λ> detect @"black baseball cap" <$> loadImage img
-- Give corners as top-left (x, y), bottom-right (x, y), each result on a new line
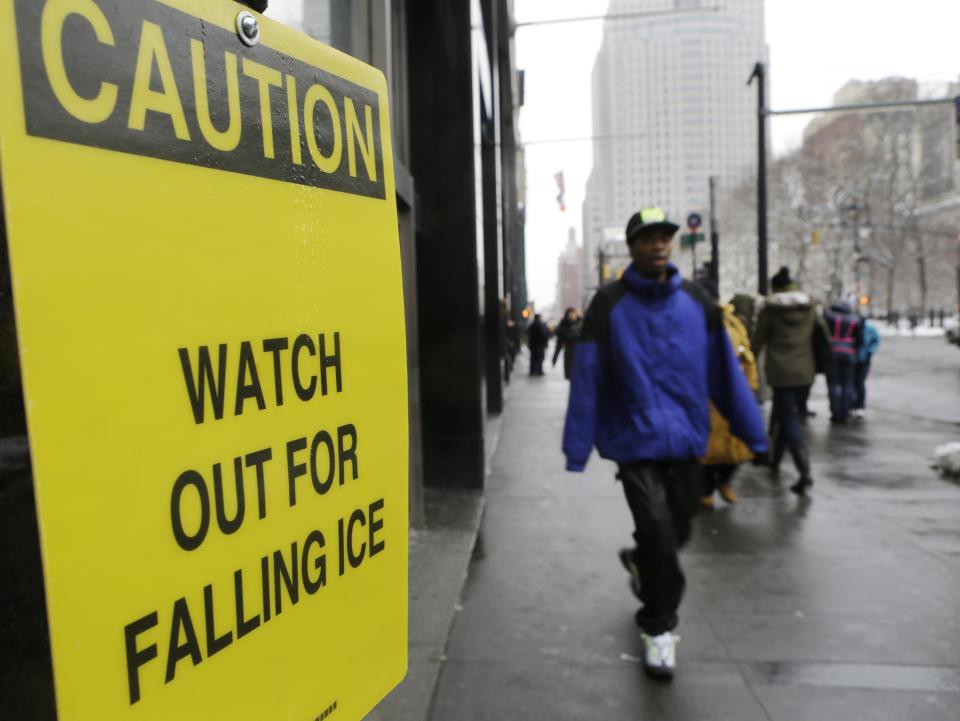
top-left (625, 207), bottom-right (680, 245)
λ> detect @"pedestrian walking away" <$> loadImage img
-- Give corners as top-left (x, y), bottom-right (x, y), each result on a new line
top-left (527, 313), bottom-right (550, 376)
top-left (823, 298), bottom-right (863, 424)
top-left (852, 317), bottom-right (880, 418)
top-left (552, 307), bottom-right (582, 380)
top-left (698, 282), bottom-right (760, 509)
top-left (506, 318), bottom-right (521, 371)
top-left (752, 266), bottom-right (829, 496)
top-left (562, 207), bottom-right (766, 681)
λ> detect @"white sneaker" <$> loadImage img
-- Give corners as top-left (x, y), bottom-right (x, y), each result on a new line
top-left (640, 631), bottom-right (678, 680)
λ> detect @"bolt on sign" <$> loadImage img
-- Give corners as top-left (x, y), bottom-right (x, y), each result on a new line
top-left (0, 0), bottom-right (407, 719)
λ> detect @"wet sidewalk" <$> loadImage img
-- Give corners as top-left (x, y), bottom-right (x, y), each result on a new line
top-left (426, 337), bottom-right (960, 720)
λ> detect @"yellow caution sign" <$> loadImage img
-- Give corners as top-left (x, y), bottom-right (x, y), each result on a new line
top-left (0, 1), bottom-right (407, 719)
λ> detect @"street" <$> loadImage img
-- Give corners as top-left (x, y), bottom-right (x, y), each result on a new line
top-left (428, 336), bottom-right (960, 720)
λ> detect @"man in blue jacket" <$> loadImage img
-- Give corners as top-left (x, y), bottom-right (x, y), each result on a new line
top-left (563, 208), bottom-right (766, 680)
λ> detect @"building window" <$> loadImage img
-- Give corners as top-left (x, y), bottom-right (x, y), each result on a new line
top-left (298, 0), bottom-right (371, 63)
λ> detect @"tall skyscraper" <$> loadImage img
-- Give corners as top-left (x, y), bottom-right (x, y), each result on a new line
top-left (582, 0), bottom-right (766, 300)
top-left (555, 228), bottom-right (584, 313)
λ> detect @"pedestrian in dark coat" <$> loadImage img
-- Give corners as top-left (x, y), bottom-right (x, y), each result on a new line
top-left (823, 298), bottom-right (863, 424)
top-left (527, 313), bottom-right (550, 376)
top-left (564, 208), bottom-right (766, 680)
top-left (552, 307), bottom-right (582, 380)
top-left (752, 266), bottom-right (828, 495)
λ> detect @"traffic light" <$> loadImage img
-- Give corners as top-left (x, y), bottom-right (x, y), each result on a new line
top-left (811, 229), bottom-right (821, 246)
top-left (859, 295), bottom-right (870, 306)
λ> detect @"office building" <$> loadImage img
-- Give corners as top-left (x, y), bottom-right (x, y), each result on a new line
top-left (582, 0), bottom-right (766, 301)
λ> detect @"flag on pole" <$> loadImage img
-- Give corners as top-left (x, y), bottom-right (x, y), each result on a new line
top-left (554, 171), bottom-right (566, 212)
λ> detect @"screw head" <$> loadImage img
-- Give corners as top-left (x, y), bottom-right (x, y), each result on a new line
top-left (236, 11), bottom-right (260, 46)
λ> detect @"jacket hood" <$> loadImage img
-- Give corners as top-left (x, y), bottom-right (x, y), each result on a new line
top-left (621, 262), bottom-right (682, 298)
top-left (830, 299), bottom-right (853, 314)
top-left (764, 290), bottom-right (811, 309)
top-left (763, 290), bottom-right (812, 327)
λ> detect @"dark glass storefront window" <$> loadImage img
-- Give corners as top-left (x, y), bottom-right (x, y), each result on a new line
top-left (1, 186), bottom-right (56, 719)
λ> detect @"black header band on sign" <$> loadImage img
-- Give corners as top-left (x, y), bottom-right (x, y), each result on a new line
top-left (14, 0), bottom-right (386, 200)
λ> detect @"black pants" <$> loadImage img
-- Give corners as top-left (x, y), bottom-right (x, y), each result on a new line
top-left (771, 386), bottom-right (807, 450)
top-left (529, 347), bottom-right (546, 375)
top-left (618, 460), bottom-right (701, 635)
top-left (827, 355), bottom-right (855, 422)
top-left (853, 359), bottom-right (871, 410)
top-left (797, 383), bottom-right (812, 419)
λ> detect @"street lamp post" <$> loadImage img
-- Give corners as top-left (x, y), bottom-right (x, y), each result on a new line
top-left (709, 175), bottom-right (719, 287)
top-left (597, 245), bottom-right (605, 289)
top-left (748, 62), bottom-right (768, 295)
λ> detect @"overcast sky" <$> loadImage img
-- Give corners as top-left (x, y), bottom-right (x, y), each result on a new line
top-left (514, 0), bottom-right (960, 310)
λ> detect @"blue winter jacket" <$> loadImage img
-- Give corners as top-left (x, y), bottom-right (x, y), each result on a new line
top-left (856, 320), bottom-right (880, 363)
top-left (563, 264), bottom-right (767, 471)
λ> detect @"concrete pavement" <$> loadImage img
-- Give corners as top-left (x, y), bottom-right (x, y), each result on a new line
top-left (372, 335), bottom-right (960, 720)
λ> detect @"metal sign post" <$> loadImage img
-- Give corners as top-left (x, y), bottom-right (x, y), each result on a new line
top-left (683, 213), bottom-right (703, 279)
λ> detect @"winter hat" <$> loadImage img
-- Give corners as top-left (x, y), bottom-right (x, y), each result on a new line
top-left (830, 298), bottom-right (853, 314)
top-left (770, 266), bottom-right (792, 291)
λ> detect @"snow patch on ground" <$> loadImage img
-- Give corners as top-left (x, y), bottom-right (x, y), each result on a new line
top-left (877, 324), bottom-right (946, 338)
top-left (931, 442), bottom-right (960, 481)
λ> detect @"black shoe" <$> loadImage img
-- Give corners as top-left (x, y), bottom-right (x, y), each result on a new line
top-left (618, 547), bottom-right (642, 600)
top-left (789, 477), bottom-right (813, 496)
top-left (788, 447), bottom-right (813, 496)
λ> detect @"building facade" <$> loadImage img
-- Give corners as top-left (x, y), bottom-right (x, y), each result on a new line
top-left (259, 0), bottom-right (527, 513)
top-left (0, 0), bottom-right (526, 584)
top-left (555, 229), bottom-right (584, 314)
top-left (582, 0), bottom-right (766, 302)
top-left (0, 1), bottom-right (526, 714)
